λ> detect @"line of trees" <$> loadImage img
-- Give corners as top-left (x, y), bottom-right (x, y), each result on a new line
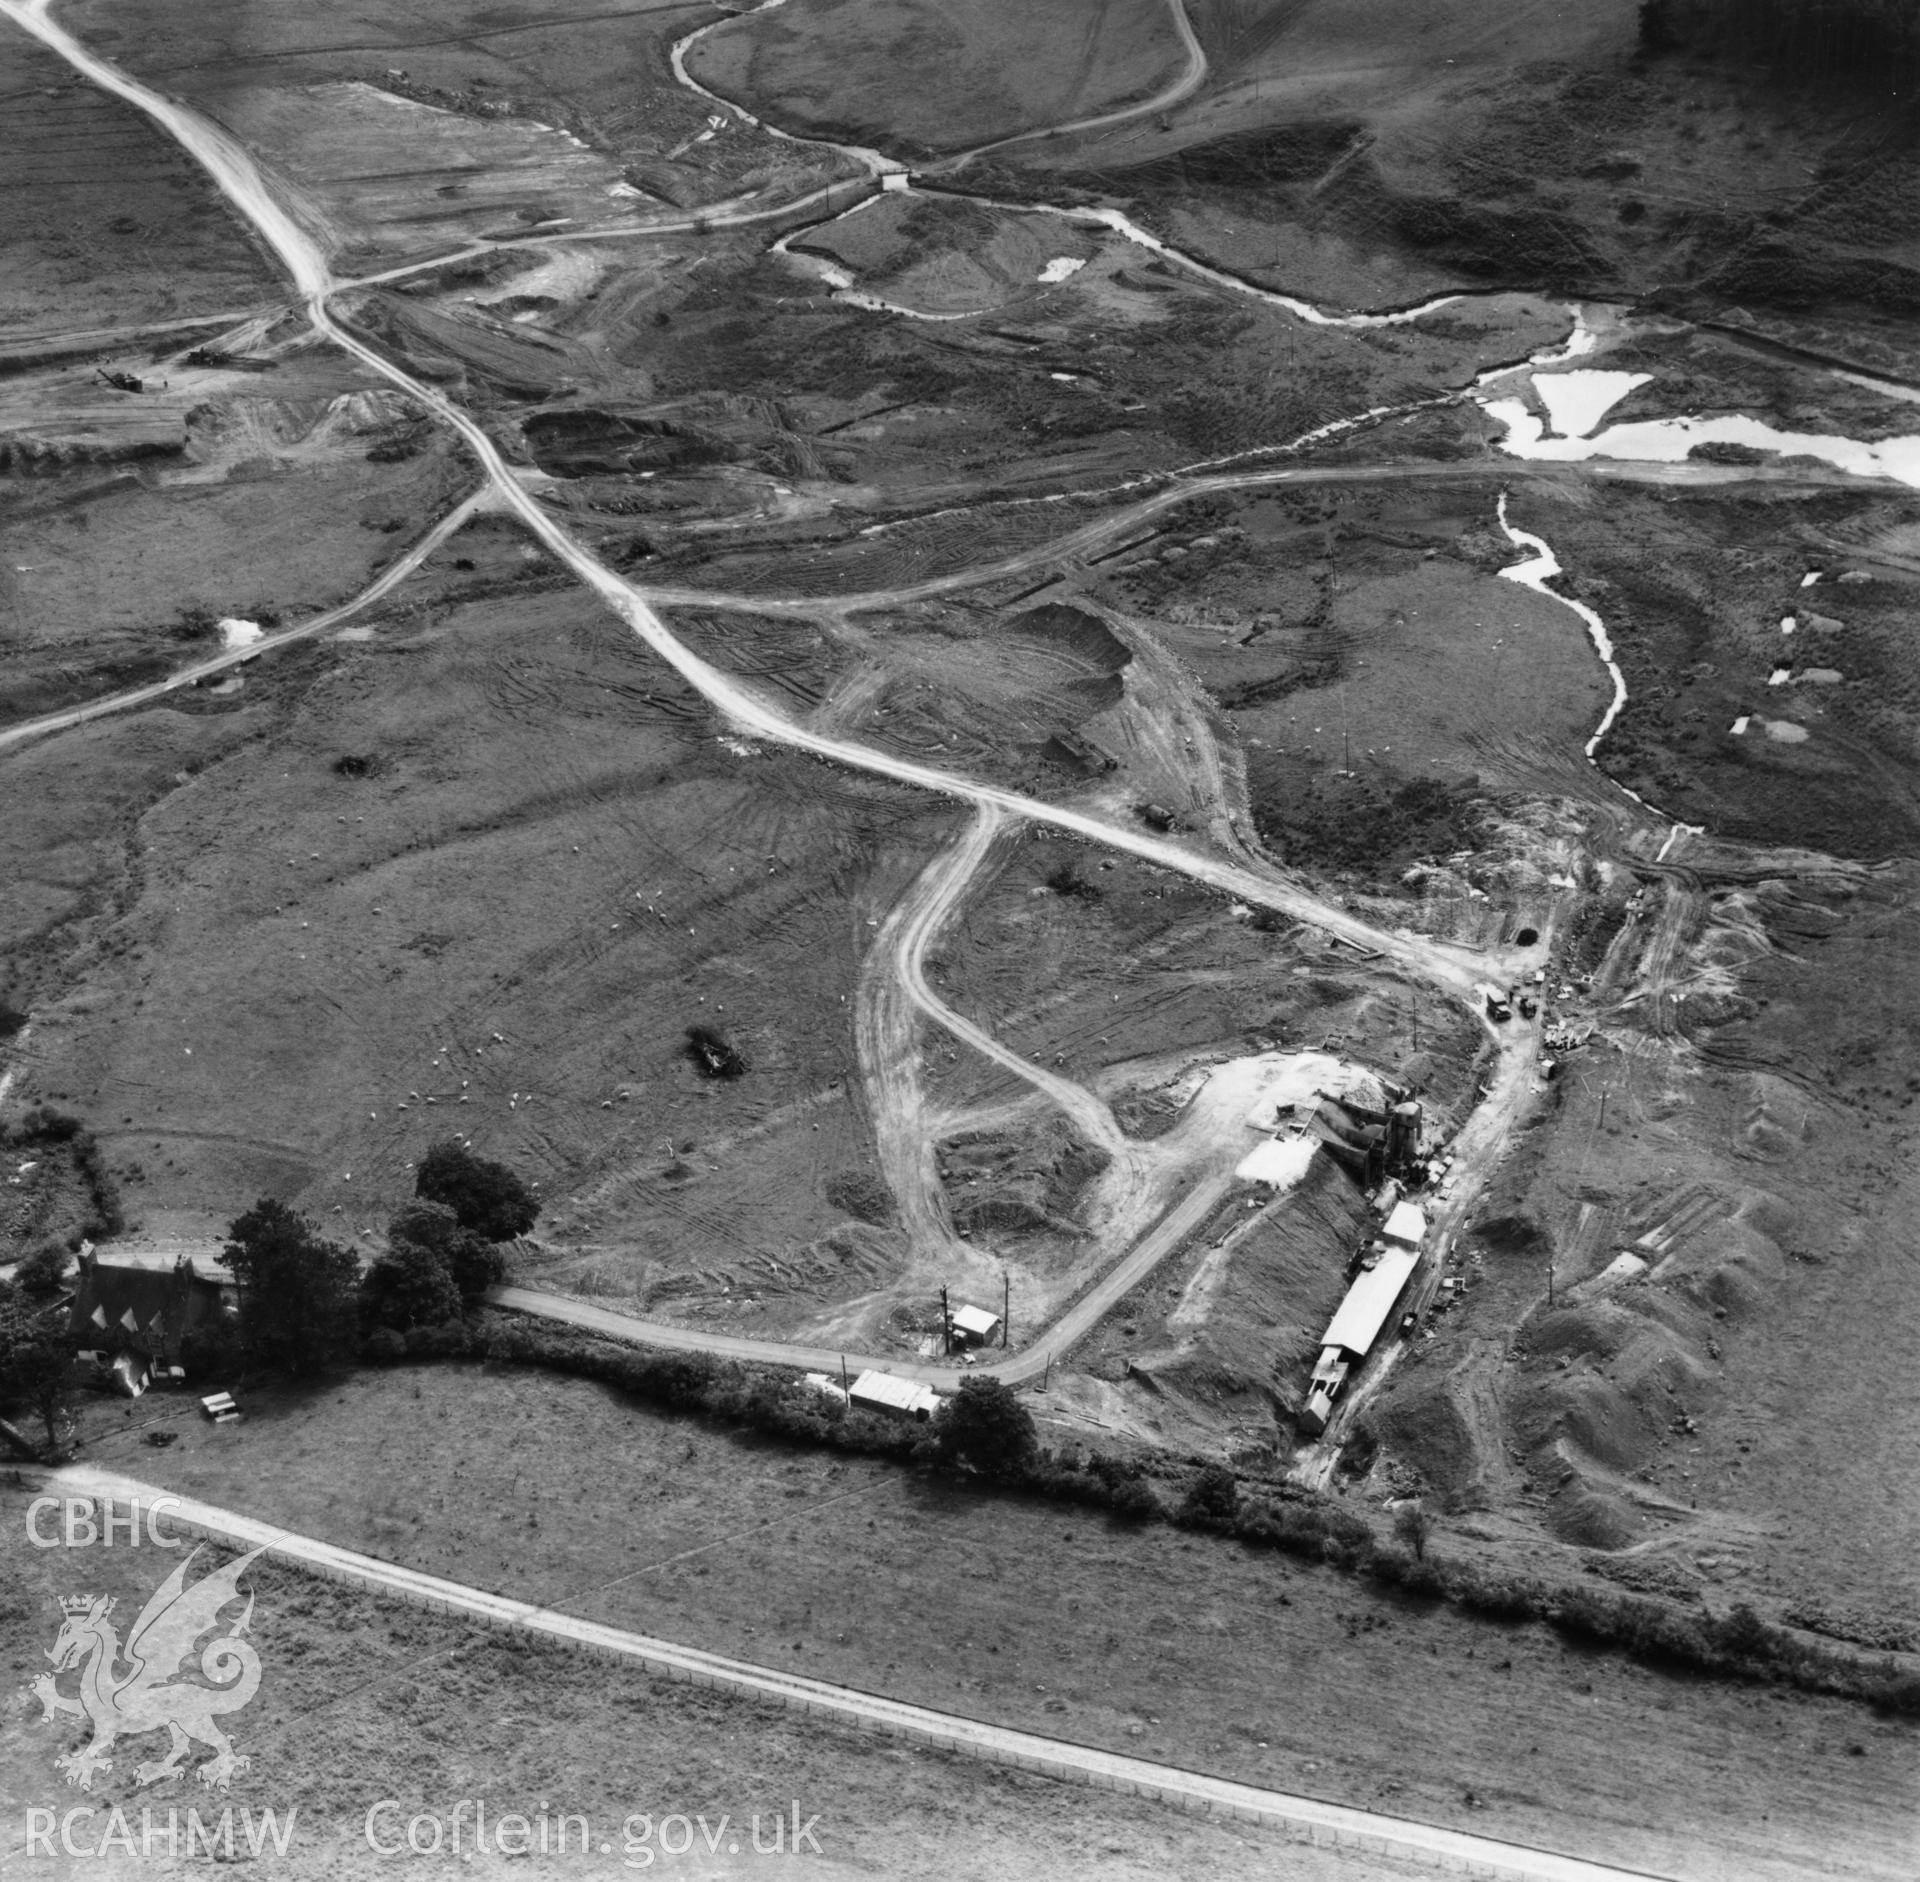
top-left (224, 1140), bottom-right (540, 1373)
top-left (1641, 0), bottom-right (1920, 89)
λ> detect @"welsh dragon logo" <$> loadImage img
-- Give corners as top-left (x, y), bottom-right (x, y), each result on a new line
top-left (28, 1545), bottom-right (267, 1792)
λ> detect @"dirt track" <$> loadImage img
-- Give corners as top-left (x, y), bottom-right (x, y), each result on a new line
top-left (41, 1463), bottom-right (1666, 1882)
top-left (0, 0), bottom-right (1548, 1414)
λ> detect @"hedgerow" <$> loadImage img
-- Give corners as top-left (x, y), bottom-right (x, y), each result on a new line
top-left (371, 1317), bottom-right (1920, 1715)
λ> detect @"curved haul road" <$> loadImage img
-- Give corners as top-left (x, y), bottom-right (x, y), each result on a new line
top-left (0, 0), bottom-right (1501, 1007)
top-left (47, 1466), bottom-right (1666, 1882)
top-left (491, 1145), bottom-right (1231, 1388)
top-left (0, 0), bottom-right (1540, 1394)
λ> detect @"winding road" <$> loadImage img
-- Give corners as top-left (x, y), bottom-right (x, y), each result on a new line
top-left (0, 0), bottom-right (1510, 1005)
top-left (0, 0), bottom-right (1551, 1408)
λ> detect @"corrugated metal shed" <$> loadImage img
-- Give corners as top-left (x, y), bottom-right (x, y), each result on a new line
top-left (849, 1371), bottom-right (941, 1421)
top-left (951, 1305), bottom-right (1000, 1344)
top-left (1321, 1247), bottom-right (1420, 1360)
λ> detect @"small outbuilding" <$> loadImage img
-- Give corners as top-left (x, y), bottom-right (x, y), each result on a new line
top-left (848, 1370), bottom-right (942, 1423)
top-left (949, 1304), bottom-right (1001, 1348)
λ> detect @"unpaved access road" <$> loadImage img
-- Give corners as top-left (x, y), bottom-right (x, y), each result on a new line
top-left (0, 0), bottom-right (1546, 1419)
top-left (0, 491), bottom-right (487, 754)
top-left (936, 0), bottom-right (1210, 172)
top-left (39, 1464), bottom-right (1669, 1882)
top-left (0, 0), bottom-right (1504, 1007)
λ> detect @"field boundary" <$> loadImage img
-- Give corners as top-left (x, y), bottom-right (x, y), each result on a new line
top-left (47, 1466), bottom-right (1670, 1882)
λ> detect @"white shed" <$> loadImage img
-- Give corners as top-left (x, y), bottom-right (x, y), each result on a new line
top-left (1383, 1200), bottom-right (1427, 1249)
top-left (950, 1304), bottom-right (1001, 1347)
top-left (848, 1371), bottom-right (941, 1422)
top-left (1320, 1247), bottom-right (1421, 1363)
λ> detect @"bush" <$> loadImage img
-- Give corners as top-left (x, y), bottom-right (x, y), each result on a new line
top-left (1449, 1569), bottom-right (1542, 1622)
top-left (1178, 1463), bottom-right (1240, 1529)
top-left (383, 1200), bottom-right (502, 1309)
top-left (178, 1315), bottom-right (243, 1380)
top-left (935, 1377), bottom-right (1036, 1477)
top-left (363, 1326), bottom-right (407, 1364)
top-left (13, 1242), bottom-right (70, 1298)
top-left (0, 1295), bottom-right (75, 1454)
top-left (1392, 1501), bottom-right (1434, 1561)
top-left (1108, 1478), bottom-right (1163, 1524)
top-left (405, 1320), bottom-right (477, 1358)
top-left (361, 1236), bottom-right (464, 1333)
top-left (822, 1171), bottom-right (895, 1226)
top-left (1866, 1668), bottom-right (1920, 1716)
top-left (4, 1106), bottom-right (81, 1146)
top-left (1713, 1603), bottom-right (1774, 1662)
top-left (1551, 1589), bottom-right (1621, 1641)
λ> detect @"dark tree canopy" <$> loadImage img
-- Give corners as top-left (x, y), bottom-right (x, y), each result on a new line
top-left (0, 1292), bottom-right (75, 1454)
top-left (360, 1233), bottom-right (465, 1333)
top-left (1179, 1462), bottom-right (1240, 1527)
top-left (13, 1242), bottom-right (70, 1298)
top-left (223, 1198), bottom-right (360, 1377)
top-left (414, 1140), bottom-right (540, 1243)
top-left (361, 1200), bottom-right (505, 1332)
top-left (934, 1376), bottom-right (1036, 1476)
top-left (390, 1199), bottom-right (506, 1303)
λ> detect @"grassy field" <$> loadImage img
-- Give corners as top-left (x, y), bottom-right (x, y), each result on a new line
top-left (5, 1479), bottom-right (1410, 1880)
top-left (1497, 480), bottom-right (1920, 859)
top-left (689, 0), bottom-right (1184, 157)
top-left (0, 408), bottom-right (466, 725)
top-left (76, 1360), bottom-right (1920, 1882)
top-left (69, 0), bottom-right (846, 221)
top-left (0, 32), bottom-right (276, 335)
top-left (4, 579), bottom-right (955, 1283)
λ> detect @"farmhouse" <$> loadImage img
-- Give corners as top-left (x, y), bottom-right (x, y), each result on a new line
top-left (68, 1248), bottom-right (229, 1380)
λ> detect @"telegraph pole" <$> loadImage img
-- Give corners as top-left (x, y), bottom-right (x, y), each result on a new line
top-left (1002, 1271), bottom-right (1010, 1347)
top-left (939, 1285), bottom-right (951, 1356)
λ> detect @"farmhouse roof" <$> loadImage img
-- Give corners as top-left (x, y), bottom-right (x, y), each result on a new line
top-left (68, 1253), bottom-right (223, 1367)
top-left (950, 1305), bottom-right (1000, 1339)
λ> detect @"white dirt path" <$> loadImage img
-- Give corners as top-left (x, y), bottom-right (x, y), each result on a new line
top-left (44, 1464), bottom-right (1673, 1882)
